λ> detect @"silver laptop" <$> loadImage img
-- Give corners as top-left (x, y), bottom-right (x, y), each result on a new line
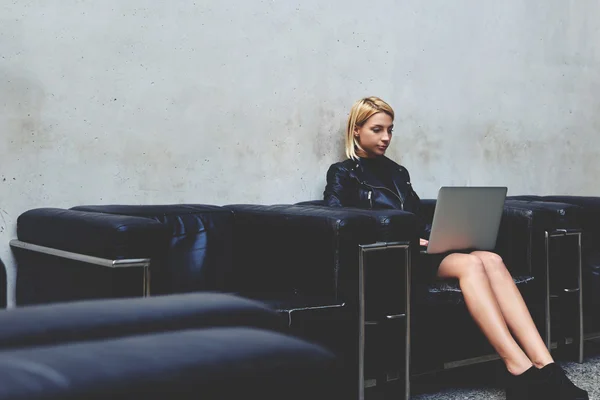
top-left (426, 186), bottom-right (507, 254)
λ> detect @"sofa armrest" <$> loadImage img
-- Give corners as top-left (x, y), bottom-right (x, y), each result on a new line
top-left (15, 208), bottom-right (168, 260)
top-left (224, 204), bottom-right (418, 302)
top-left (535, 196), bottom-right (600, 240)
top-left (70, 204), bottom-right (235, 294)
top-left (499, 200), bottom-right (582, 278)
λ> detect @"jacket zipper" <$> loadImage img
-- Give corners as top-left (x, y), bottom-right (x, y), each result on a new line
top-left (361, 181), bottom-right (404, 210)
top-left (351, 164), bottom-right (405, 210)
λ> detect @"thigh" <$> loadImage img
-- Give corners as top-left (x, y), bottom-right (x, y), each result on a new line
top-left (436, 253), bottom-right (481, 279)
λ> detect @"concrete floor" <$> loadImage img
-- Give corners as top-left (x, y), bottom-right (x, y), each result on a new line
top-left (411, 341), bottom-right (600, 399)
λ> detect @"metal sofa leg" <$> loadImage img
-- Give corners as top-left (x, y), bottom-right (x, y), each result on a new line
top-left (545, 230), bottom-right (584, 364)
top-left (359, 241), bottom-right (411, 400)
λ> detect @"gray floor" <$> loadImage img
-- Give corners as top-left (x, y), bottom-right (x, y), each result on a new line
top-left (412, 342), bottom-right (600, 399)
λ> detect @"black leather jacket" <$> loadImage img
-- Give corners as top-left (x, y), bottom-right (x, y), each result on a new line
top-left (323, 156), bottom-right (431, 238)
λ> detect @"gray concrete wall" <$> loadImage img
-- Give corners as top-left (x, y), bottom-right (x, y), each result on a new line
top-left (1, 0), bottom-right (599, 306)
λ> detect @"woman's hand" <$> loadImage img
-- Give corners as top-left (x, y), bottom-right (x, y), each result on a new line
top-left (420, 238), bottom-right (429, 247)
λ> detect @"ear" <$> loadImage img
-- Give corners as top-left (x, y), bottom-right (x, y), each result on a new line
top-left (353, 125), bottom-right (360, 137)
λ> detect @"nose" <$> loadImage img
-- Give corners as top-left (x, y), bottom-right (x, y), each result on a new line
top-left (381, 132), bottom-right (390, 143)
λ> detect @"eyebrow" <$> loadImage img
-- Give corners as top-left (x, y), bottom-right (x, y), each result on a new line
top-left (371, 124), bottom-right (394, 129)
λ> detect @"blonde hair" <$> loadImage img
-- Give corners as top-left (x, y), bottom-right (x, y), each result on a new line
top-left (345, 96), bottom-right (395, 160)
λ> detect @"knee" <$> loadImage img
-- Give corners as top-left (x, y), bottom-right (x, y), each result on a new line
top-left (462, 255), bottom-right (486, 279)
top-left (476, 252), bottom-right (508, 275)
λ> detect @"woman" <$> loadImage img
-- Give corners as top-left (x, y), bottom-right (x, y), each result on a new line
top-left (323, 97), bottom-right (587, 399)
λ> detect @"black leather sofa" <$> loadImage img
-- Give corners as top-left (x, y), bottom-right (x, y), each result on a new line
top-left (8, 198), bottom-right (586, 396)
top-left (509, 196), bottom-right (600, 346)
top-left (0, 291), bottom-right (339, 399)
top-left (12, 204), bottom-right (416, 399)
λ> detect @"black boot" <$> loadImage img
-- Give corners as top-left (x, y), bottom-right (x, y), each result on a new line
top-left (505, 366), bottom-right (549, 400)
top-left (539, 363), bottom-right (588, 400)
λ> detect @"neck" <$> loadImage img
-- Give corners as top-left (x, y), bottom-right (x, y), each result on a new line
top-left (357, 152), bottom-right (383, 160)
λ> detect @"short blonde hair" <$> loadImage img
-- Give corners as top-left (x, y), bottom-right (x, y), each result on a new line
top-left (345, 97), bottom-right (395, 160)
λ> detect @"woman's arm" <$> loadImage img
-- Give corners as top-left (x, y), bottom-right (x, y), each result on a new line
top-left (323, 164), bottom-right (354, 207)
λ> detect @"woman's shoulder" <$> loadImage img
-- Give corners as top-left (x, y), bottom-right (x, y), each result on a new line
top-left (327, 158), bottom-right (359, 172)
top-left (325, 159), bottom-right (361, 184)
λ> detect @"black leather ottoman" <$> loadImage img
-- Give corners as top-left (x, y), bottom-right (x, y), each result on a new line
top-left (0, 291), bottom-right (338, 399)
top-left (0, 327), bottom-right (341, 400)
top-left (0, 292), bottom-right (284, 350)
top-left (0, 327), bottom-right (338, 400)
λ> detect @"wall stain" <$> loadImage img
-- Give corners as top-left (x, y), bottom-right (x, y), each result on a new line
top-left (478, 122), bottom-right (534, 164)
top-left (0, 69), bottom-right (49, 154)
top-left (0, 209), bottom-right (7, 234)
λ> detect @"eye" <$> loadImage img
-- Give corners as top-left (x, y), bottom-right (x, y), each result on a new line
top-left (372, 128), bottom-right (381, 133)
top-left (388, 128), bottom-right (394, 134)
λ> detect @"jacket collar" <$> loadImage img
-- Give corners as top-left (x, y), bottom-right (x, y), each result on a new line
top-left (350, 156), bottom-right (404, 180)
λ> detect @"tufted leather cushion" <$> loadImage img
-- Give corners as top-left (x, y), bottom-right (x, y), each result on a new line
top-left (71, 205), bottom-right (234, 294)
top-left (16, 208), bottom-right (168, 260)
top-left (0, 292), bottom-right (283, 351)
top-left (0, 327), bottom-right (338, 400)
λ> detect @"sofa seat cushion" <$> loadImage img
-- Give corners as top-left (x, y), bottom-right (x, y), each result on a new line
top-left (415, 275), bottom-right (536, 306)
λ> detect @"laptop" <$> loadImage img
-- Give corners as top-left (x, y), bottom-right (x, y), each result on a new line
top-left (425, 186), bottom-right (508, 254)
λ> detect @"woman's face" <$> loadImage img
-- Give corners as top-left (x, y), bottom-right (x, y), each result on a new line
top-left (354, 112), bottom-right (394, 158)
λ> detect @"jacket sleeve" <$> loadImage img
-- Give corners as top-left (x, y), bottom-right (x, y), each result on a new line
top-left (323, 164), bottom-right (354, 207)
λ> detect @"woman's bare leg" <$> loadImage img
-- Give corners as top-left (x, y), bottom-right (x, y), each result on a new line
top-left (471, 251), bottom-right (554, 369)
top-left (437, 253), bottom-right (532, 375)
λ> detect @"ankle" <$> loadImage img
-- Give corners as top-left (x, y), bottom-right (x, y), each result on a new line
top-left (532, 359), bottom-right (554, 369)
top-left (507, 361), bottom-right (534, 376)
